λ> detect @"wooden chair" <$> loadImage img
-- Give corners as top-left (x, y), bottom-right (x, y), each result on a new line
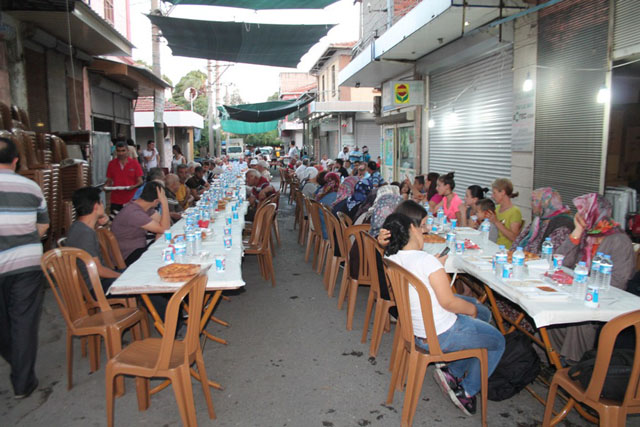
top-left (106, 273), bottom-right (215, 427)
top-left (293, 187), bottom-right (308, 246)
top-left (244, 203), bottom-right (277, 286)
top-left (383, 258), bottom-right (488, 427)
top-left (41, 248), bottom-right (149, 391)
top-left (303, 196), bottom-right (317, 262)
top-left (361, 232), bottom-right (396, 357)
top-left (322, 206), bottom-right (348, 297)
top-left (542, 310), bottom-right (640, 427)
top-left (337, 224), bottom-right (371, 330)
top-left (97, 228), bottom-right (127, 271)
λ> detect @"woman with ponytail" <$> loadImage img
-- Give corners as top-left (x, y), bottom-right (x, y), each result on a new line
top-left (382, 205), bottom-right (504, 417)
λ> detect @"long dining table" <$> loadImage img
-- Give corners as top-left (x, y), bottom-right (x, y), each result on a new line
top-left (107, 199), bottom-right (248, 392)
top-left (422, 227), bottom-right (640, 425)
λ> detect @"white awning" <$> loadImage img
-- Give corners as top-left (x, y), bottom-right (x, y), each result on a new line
top-left (339, 0), bottom-right (525, 87)
top-left (309, 100), bottom-right (373, 113)
top-left (134, 111), bottom-right (204, 129)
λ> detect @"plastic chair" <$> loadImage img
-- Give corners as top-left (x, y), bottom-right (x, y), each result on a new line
top-left (360, 232), bottom-right (396, 357)
top-left (542, 310), bottom-right (640, 427)
top-left (41, 248), bottom-right (149, 391)
top-left (106, 273), bottom-right (216, 427)
top-left (383, 258), bottom-right (489, 427)
top-left (322, 206), bottom-right (348, 297)
top-left (337, 224), bottom-right (371, 330)
top-left (244, 203), bottom-right (277, 286)
top-left (97, 228), bottom-right (127, 271)
top-left (306, 199), bottom-right (328, 272)
top-left (303, 196), bottom-right (318, 263)
top-left (336, 211), bottom-right (353, 228)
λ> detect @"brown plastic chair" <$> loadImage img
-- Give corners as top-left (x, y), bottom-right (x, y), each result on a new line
top-left (293, 187), bottom-right (308, 246)
top-left (303, 196), bottom-right (318, 263)
top-left (41, 248), bottom-right (149, 391)
top-left (244, 203), bottom-right (277, 286)
top-left (337, 224), bottom-right (371, 330)
top-left (542, 310), bottom-right (640, 427)
top-left (383, 258), bottom-right (489, 427)
top-left (322, 206), bottom-right (347, 297)
top-left (336, 211), bottom-right (353, 228)
top-left (97, 228), bottom-right (127, 270)
top-left (360, 232), bottom-right (396, 357)
top-left (106, 273), bottom-right (215, 427)
top-left (307, 199), bottom-right (329, 273)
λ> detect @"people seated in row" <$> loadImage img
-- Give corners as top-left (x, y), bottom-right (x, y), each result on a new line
top-left (67, 187), bottom-right (120, 293)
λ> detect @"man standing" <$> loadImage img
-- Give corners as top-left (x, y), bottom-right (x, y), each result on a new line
top-left (337, 146), bottom-right (350, 161)
top-left (362, 145), bottom-right (371, 163)
top-left (142, 140), bottom-right (159, 172)
top-left (106, 141), bottom-right (143, 214)
top-left (66, 187), bottom-right (120, 292)
top-left (0, 136), bottom-right (49, 399)
top-left (287, 141), bottom-right (299, 159)
top-left (348, 146), bottom-right (363, 163)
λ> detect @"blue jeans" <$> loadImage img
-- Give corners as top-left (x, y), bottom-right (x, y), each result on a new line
top-left (415, 298), bottom-right (505, 397)
top-left (456, 295), bottom-right (492, 323)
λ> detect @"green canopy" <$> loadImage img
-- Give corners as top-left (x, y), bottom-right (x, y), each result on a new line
top-left (218, 94), bottom-right (314, 122)
top-left (147, 15), bottom-right (334, 68)
top-left (162, 0), bottom-right (339, 9)
top-left (221, 119), bottom-right (278, 134)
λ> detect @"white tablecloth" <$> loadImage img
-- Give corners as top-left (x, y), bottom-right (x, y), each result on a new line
top-left (108, 201), bottom-right (248, 295)
top-left (424, 229), bottom-right (640, 328)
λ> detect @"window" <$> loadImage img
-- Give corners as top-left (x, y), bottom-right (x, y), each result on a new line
top-left (321, 75), bottom-right (325, 102)
top-left (331, 65), bottom-right (336, 98)
top-left (104, 0), bottom-right (114, 25)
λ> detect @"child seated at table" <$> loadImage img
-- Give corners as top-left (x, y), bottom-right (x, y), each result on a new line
top-left (475, 198), bottom-right (499, 243)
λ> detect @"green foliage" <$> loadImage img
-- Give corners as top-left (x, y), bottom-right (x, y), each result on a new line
top-left (242, 129), bottom-right (282, 147)
top-left (267, 91), bottom-right (279, 101)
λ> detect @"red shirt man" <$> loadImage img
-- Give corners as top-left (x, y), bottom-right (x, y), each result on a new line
top-left (106, 142), bottom-right (143, 212)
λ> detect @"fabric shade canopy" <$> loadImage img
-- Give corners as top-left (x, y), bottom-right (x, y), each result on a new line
top-left (147, 15), bottom-right (335, 68)
top-left (162, 0), bottom-right (339, 9)
top-left (218, 93), bottom-right (314, 122)
top-left (221, 119), bottom-right (278, 134)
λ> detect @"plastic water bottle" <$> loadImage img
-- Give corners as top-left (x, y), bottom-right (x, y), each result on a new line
top-left (436, 208), bottom-right (445, 226)
top-left (186, 230), bottom-right (196, 257)
top-left (512, 246), bottom-right (525, 280)
top-left (574, 261), bottom-right (589, 285)
top-left (480, 219), bottom-right (491, 246)
top-left (194, 230), bottom-right (202, 254)
top-left (450, 219), bottom-right (457, 231)
top-left (541, 237), bottom-right (553, 271)
top-left (495, 245), bottom-right (508, 278)
top-left (599, 255), bottom-right (613, 292)
top-left (589, 252), bottom-right (603, 287)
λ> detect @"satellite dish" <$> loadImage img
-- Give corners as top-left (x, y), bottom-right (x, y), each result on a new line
top-left (184, 87), bottom-right (198, 102)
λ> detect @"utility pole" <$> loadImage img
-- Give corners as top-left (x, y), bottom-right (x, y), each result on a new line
top-left (207, 60), bottom-right (214, 158)
top-left (151, 0), bottom-right (166, 165)
top-left (214, 60), bottom-right (221, 157)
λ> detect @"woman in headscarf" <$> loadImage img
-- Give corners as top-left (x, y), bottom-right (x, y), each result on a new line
top-left (511, 187), bottom-right (574, 254)
top-left (301, 167), bottom-right (319, 198)
top-left (331, 176), bottom-right (359, 215)
top-left (369, 186), bottom-right (403, 237)
top-left (548, 193), bottom-right (635, 363)
top-left (316, 172), bottom-right (340, 205)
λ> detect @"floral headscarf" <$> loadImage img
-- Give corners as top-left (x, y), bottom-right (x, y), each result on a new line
top-left (513, 187), bottom-right (570, 251)
top-left (316, 172), bottom-right (340, 201)
top-left (370, 194), bottom-right (404, 237)
top-left (332, 176), bottom-right (359, 207)
top-left (573, 193), bottom-right (620, 267)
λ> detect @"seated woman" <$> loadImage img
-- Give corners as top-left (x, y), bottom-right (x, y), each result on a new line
top-left (383, 208), bottom-right (505, 416)
top-left (548, 193), bottom-right (636, 364)
top-left (316, 172), bottom-right (341, 239)
top-left (398, 180), bottom-right (411, 200)
top-left (331, 176), bottom-right (359, 216)
top-left (425, 172), bottom-right (442, 210)
top-left (432, 172), bottom-right (463, 222)
top-left (511, 187), bottom-right (574, 254)
top-left (461, 185), bottom-right (488, 227)
top-left (486, 178), bottom-right (522, 249)
top-left (301, 167), bottom-right (319, 198)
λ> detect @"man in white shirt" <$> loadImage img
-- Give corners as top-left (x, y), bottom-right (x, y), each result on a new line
top-left (337, 146), bottom-right (349, 161)
top-left (287, 141), bottom-right (299, 158)
top-left (256, 160), bottom-right (272, 181)
top-left (295, 159), bottom-right (308, 181)
top-left (320, 154), bottom-right (329, 170)
top-left (142, 140), bottom-right (159, 171)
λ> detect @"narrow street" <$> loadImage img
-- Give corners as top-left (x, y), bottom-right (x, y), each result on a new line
top-left (1, 191), bottom-right (593, 427)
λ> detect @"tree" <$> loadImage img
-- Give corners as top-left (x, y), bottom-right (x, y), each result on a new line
top-left (267, 91), bottom-right (279, 101)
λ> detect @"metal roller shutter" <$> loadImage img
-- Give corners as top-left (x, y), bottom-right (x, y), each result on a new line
top-left (613, 0), bottom-right (640, 60)
top-left (429, 49), bottom-right (514, 197)
top-left (534, 0), bottom-right (609, 204)
top-left (356, 121), bottom-right (381, 160)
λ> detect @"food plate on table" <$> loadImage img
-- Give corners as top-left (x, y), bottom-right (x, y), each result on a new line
top-left (423, 234), bottom-right (446, 243)
top-left (157, 263), bottom-right (200, 282)
top-left (464, 239), bottom-right (479, 250)
top-left (543, 269), bottom-right (573, 285)
top-left (515, 284), bottom-right (571, 300)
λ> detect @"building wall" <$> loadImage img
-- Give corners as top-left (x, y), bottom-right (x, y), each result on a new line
top-left (279, 72), bottom-right (315, 94)
top-left (46, 50), bottom-right (69, 132)
top-left (0, 41), bottom-right (11, 107)
top-left (511, 13), bottom-right (538, 221)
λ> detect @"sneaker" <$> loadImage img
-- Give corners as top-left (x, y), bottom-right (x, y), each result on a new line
top-left (450, 387), bottom-right (477, 416)
top-left (433, 367), bottom-right (458, 401)
top-left (14, 379), bottom-right (38, 400)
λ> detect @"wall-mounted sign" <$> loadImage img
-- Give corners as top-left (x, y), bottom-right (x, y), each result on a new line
top-left (382, 80), bottom-right (424, 112)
